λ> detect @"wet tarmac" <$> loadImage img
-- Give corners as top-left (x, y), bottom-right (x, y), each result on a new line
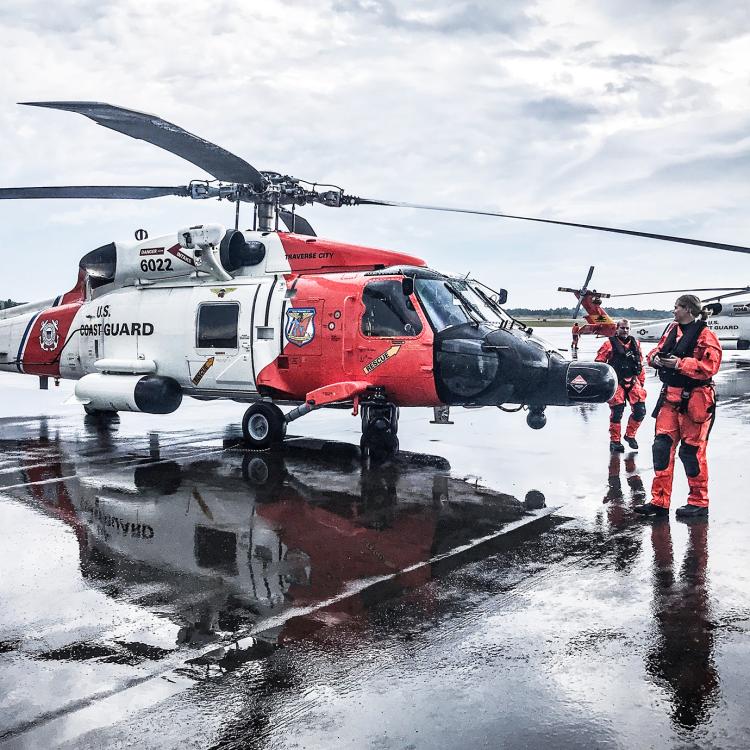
top-left (1, 329), bottom-right (750, 749)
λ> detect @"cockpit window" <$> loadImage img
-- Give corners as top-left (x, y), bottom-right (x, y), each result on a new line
top-left (361, 280), bottom-right (423, 337)
top-left (414, 279), bottom-right (471, 331)
top-left (415, 278), bottom-right (512, 332)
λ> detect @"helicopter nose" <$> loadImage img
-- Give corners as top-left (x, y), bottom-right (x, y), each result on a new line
top-left (433, 327), bottom-right (616, 407)
top-left (522, 355), bottom-right (616, 406)
top-left (564, 362), bottom-right (617, 403)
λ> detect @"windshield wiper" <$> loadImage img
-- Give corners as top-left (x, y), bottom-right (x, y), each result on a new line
top-left (470, 280), bottom-right (530, 332)
top-left (471, 284), bottom-right (505, 319)
top-left (445, 283), bottom-right (483, 325)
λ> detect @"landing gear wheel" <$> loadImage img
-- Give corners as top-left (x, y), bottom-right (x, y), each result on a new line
top-left (242, 452), bottom-right (286, 502)
top-left (360, 432), bottom-right (399, 461)
top-left (83, 404), bottom-right (119, 419)
top-left (242, 403), bottom-right (286, 450)
top-left (360, 402), bottom-right (399, 460)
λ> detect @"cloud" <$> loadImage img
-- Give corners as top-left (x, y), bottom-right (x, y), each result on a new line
top-left (0, 0), bottom-right (747, 307)
top-left (522, 97), bottom-right (599, 123)
top-left (0, 0), bottom-right (109, 33)
top-left (599, 53), bottom-right (658, 68)
top-left (330, 0), bottom-right (535, 35)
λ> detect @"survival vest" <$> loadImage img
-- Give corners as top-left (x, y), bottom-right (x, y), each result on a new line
top-left (657, 321), bottom-right (709, 389)
top-left (608, 335), bottom-right (642, 383)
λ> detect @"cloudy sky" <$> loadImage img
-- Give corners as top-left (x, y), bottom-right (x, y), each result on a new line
top-left (1, 0), bottom-right (749, 308)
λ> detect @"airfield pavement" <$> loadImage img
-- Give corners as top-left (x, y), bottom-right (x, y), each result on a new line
top-left (1, 328), bottom-right (749, 749)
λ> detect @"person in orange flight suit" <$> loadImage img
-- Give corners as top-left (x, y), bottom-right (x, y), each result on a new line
top-left (634, 295), bottom-right (722, 519)
top-left (571, 321), bottom-right (581, 353)
top-left (595, 319), bottom-right (647, 453)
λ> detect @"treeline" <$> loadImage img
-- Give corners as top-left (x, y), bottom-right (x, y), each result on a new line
top-left (507, 306), bottom-right (670, 319)
top-left (0, 299), bottom-right (21, 310)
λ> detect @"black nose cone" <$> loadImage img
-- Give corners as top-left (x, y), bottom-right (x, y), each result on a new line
top-left (566, 362), bottom-right (617, 403)
top-left (433, 325), bottom-right (616, 407)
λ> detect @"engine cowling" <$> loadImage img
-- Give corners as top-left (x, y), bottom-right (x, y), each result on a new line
top-left (78, 227), bottom-right (267, 290)
top-left (75, 373), bottom-right (182, 414)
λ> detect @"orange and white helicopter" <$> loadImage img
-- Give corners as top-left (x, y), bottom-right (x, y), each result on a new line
top-left (1, 102), bottom-right (747, 454)
top-left (560, 266), bottom-right (750, 356)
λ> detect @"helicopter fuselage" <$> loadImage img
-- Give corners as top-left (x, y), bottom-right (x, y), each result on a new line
top-left (0, 229), bottom-right (616, 428)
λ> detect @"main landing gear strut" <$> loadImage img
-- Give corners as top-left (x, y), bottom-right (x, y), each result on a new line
top-left (359, 401), bottom-right (399, 459)
top-left (241, 393), bottom-right (401, 460)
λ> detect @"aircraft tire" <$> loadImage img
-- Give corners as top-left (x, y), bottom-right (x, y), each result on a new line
top-left (83, 404), bottom-right (119, 419)
top-left (359, 401), bottom-right (399, 459)
top-left (242, 452), bottom-right (286, 501)
top-left (360, 431), bottom-right (399, 460)
top-left (361, 403), bottom-right (399, 434)
top-left (242, 403), bottom-right (287, 450)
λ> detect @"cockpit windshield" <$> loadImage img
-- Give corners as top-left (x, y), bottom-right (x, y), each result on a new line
top-left (414, 278), bottom-right (513, 332)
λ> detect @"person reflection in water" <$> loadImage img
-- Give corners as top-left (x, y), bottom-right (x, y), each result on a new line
top-left (604, 452), bottom-right (647, 514)
top-left (601, 453), bottom-right (646, 572)
top-left (646, 519), bottom-right (718, 730)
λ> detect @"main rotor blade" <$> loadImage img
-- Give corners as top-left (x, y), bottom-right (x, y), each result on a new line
top-left (22, 101), bottom-right (265, 191)
top-left (0, 185), bottom-right (190, 200)
top-left (355, 198), bottom-right (750, 255)
top-left (609, 287), bottom-right (748, 298)
top-left (572, 264), bottom-right (595, 318)
top-left (581, 265), bottom-right (595, 290)
top-left (703, 289), bottom-right (750, 303)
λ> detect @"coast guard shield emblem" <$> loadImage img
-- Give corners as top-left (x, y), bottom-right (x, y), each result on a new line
top-left (39, 319), bottom-right (60, 351)
top-left (285, 307), bottom-right (316, 347)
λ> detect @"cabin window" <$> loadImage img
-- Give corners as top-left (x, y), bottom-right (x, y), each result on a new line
top-left (197, 303), bottom-right (240, 349)
top-left (361, 280), bottom-right (423, 337)
top-left (194, 526), bottom-right (238, 575)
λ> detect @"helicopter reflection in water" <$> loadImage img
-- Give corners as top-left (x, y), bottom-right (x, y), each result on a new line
top-left (1, 426), bottom-right (546, 666)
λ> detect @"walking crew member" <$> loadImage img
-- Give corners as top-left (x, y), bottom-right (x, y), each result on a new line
top-left (571, 322), bottom-right (581, 353)
top-left (634, 295), bottom-right (722, 519)
top-left (595, 319), bottom-right (647, 452)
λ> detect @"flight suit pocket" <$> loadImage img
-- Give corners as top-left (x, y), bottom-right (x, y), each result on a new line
top-left (687, 387), bottom-right (714, 423)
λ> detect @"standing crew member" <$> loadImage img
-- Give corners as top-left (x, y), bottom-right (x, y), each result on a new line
top-left (634, 295), bottom-right (722, 519)
top-left (571, 322), bottom-right (581, 353)
top-left (595, 319), bottom-right (647, 452)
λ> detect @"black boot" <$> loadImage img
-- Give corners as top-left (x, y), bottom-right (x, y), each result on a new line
top-left (610, 441), bottom-right (625, 453)
top-left (624, 436), bottom-right (638, 450)
top-left (633, 502), bottom-right (669, 517)
top-left (675, 504), bottom-right (708, 519)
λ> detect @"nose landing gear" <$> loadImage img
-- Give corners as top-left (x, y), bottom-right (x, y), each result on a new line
top-left (241, 392), bottom-right (400, 459)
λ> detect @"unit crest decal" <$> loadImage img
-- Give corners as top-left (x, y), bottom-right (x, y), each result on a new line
top-left (39, 319), bottom-right (59, 351)
top-left (285, 308), bottom-right (316, 347)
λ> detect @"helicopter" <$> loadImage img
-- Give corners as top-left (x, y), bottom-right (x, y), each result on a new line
top-left (1, 102), bottom-right (748, 454)
top-left (560, 266), bottom-right (750, 356)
